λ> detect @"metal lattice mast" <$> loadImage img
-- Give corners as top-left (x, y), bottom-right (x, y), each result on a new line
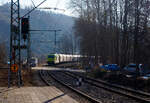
top-left (9, 0), bottom-right (21, 87)
top-left (27, 16), bottom-right (31, 69)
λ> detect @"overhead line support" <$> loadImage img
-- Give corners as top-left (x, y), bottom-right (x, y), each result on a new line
top-left (9, 0), bottom-right (48, 87)
top-left (9, 0), bottom-right (21, 87)
top-left (22, 0), bottom-right (47, 18)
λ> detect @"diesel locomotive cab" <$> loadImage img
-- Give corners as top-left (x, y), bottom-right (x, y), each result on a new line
top-left (47, 54), bottom-right (55, 65)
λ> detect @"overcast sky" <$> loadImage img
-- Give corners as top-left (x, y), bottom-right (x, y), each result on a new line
top-left (0, 0), bottom-right (73, 16)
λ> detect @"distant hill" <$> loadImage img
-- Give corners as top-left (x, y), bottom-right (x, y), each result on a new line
top-left (0, 3), bottom-right (75, 56)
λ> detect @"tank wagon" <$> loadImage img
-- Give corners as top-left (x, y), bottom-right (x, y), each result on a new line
top-left (47, 54), bottom-right (81, 65)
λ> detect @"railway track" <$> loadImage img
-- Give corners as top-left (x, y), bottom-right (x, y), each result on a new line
top-left (40, 69), bottom-right (150, 103)
top-left (63, 71), bottom-right (150, 103)
top-left (39, 70), bottom-right (102, 103)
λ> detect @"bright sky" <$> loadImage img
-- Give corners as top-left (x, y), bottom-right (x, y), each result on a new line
top-left (0, 0), bottom-right (73, 16)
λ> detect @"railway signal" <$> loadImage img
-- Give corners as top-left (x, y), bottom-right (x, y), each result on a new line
top-left (11, 64), bottom-right (19, 72)
top-left (9, 0), bottom-right (48, 87)
top-left (21, 18), bottom-right (29, 40)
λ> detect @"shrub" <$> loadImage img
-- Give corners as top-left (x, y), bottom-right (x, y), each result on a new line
top-left (89, 68), bottom-right (107, 78)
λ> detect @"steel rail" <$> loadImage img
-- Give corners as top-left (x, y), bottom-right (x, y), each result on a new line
top-left (67, 71), bottom-right (150, 97)
top-left (39, 70), bottom-right (102, 103)
top-left (39, 70), bottom-right (50, 86)
top-left (64, 71), bottom-right (150, 103)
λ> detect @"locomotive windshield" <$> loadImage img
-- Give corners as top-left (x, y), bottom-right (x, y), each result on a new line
top-left (48, 55), bottom-right (55, 58)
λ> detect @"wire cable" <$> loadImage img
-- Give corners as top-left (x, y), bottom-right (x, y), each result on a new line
top-left (30, 0), bottom-right (36, 7)
top-left (55, 0), bottom-right (60, 8)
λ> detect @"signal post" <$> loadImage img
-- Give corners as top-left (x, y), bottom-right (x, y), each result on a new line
top-left (9, 0), bottom-right (29, 87)
top-left (9, 0), bottom-right (48, 87)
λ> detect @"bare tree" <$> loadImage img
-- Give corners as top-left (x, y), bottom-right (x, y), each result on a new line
top-left (69, 0), bottom-right (150, 67)
top-left (0, 42), bottom-right (7, 66)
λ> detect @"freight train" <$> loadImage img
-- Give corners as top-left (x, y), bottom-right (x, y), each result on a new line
top-left (47, 54), bottom-right (81, 65)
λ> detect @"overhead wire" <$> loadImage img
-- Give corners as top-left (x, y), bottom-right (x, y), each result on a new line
top-left (55, 0), bottom-right (60, 8)
top-left (30, 0), bottom-right (36, 8)
top-left (50, 0), bottom-right (65, 53)
top-left (28, 0), bottom-right (67, 53)
top-left (52, 0), bottom-right (66, 28)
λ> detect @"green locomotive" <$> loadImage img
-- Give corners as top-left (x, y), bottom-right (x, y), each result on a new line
top-left (47, 54), bottom-right (59, 65)
top-left (47, 54), bottom-right (80, 65)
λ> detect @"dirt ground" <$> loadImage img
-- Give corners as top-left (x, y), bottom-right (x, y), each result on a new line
top-left (0, 69), bottom-right (8, 86)
top-left (0, 69), bottom-right (46, 87)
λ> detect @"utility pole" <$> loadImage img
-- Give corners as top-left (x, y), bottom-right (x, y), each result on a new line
top-left (54, 30), bottom-right (56, 53)
top-left (54, 30), bottom-right (61, 53)
top-left (9, 0), bottom-right (48, 87)
top-left (9, 0), bottom-right (21, 87)
top-left (27, 15), bottom-right (31, 70)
